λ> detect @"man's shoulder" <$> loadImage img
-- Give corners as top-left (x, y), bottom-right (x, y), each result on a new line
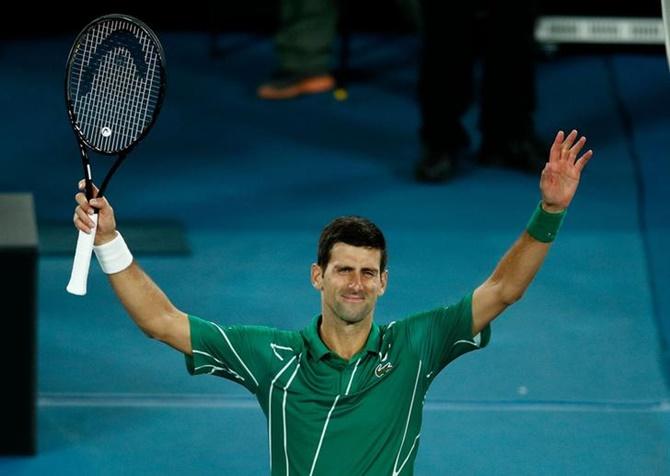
top-left (266, 327), bottom-right (305, 348)
top-left (388, 295), bottom-right (473, 327)
top-left (379, 307), bottom-right (445, 332)
top-left (378, 296), bottom-right (472, 340)
top-left (231, 324), bottom-right (304, 348)
top-left (189, 316), bottom-right (304, 349)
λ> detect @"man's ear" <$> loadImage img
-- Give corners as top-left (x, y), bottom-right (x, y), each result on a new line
top-left (378, 269), bottom-right (389, 296)
top-left (311, 263), bottom-right (323, 290)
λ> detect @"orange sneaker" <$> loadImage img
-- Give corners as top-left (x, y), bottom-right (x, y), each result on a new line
top-left (257, 73), bottom-right (336, 100)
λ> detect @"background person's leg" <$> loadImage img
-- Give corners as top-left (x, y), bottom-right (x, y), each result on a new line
top-left (478, 0), bottom-right (546, 172)
top-left (259, 0), bottom-right (338, 99)
top-left (415, 0), bottom-right (476, 182)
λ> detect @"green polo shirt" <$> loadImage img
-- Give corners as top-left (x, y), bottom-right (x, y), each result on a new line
top-left (185, 292), bottom-right (490, 476)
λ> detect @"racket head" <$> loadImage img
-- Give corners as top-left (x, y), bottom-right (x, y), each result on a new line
top-left (65, 13), bottom-right (167, 155)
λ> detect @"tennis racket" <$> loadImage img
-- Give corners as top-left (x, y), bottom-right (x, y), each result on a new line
top-left (65, 14), bottom-right (167, 295)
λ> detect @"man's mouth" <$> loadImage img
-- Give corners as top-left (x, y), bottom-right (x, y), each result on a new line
top-left (341, 294), bottom-right (365, 302)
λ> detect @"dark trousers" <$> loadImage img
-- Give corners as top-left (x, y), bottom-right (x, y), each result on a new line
top-left (418, 0), bottom-right (538, 152)
top-left (275, 0), bottom-right (339, 75)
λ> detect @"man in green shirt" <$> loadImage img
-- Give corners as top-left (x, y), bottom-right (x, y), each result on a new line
top-left (73, 130), bottom-right (592, 475)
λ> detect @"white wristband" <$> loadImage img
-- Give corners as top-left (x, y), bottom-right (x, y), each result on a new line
top-left (93, 232), bottom-right (133, 274)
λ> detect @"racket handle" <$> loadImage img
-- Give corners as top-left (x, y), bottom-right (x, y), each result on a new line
top-left (66, 214), bottom-right (98, 296)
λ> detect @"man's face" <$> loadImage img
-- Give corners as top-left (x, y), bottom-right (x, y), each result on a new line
top-left (312, 242), bottom-right (388, 325)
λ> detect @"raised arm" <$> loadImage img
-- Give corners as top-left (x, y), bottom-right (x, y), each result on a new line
top-left (471, 130), bottom-right (593, 335)
top-left (73, 182), bottom-right (191, 355)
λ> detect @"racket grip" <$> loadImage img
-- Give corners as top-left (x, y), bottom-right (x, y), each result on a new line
top-left (66, 214), bottom-right (98, 296)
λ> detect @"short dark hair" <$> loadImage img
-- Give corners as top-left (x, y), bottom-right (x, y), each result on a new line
top-left (317, 216), bottom-right (387, 272)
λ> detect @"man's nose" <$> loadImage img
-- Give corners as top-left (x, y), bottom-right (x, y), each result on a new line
top-left (348, 273), bottom-right (363, 290)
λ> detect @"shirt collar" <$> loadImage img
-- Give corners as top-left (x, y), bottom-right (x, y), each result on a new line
top-left (302, 315), bottom-right (382, 361)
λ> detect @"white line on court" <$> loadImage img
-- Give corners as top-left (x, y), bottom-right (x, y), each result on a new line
top-left (38, 393), bottom-right (670, 413)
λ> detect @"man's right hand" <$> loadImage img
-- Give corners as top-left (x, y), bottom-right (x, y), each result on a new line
top-left (73, 180), bottom-right (118, 246)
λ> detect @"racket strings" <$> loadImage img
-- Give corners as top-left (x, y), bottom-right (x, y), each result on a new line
top-left (91, 26), bottom-right (149, 150)
top-left (88, 21), bottom-right (159, 144)
top-left (69, 18), bottom-right (163, 153)
top-left (75, 42), bottom-right (152, 149)
top-left (89, 21), bottom-right (158, 149)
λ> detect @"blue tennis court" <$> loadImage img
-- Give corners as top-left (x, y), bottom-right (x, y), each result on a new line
top-left (1, 31), bottom-right (669, 475)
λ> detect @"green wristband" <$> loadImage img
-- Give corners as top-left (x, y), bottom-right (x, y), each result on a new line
top-left (526, 201), bottom-right (566, 243)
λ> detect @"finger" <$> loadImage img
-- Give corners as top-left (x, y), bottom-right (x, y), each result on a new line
top-left (574, 149), bottom-right (593, 173)
top-left (77, 180), bottom-right (100, 196)
top-left (75, 192), bottom-right (96, 215)
top-left (73, 209), bottom-right (96, 234)
top-left (75, 205), bottom-right (96, 227)
top-left (561, 130), bottom-right (578, 157)
top-left (74, 190), bottom-right (107, 215)
top-left (568, 136), bottom-right (587, 162)
top-left (89, 196), bottom-right (110, 211)
top-left (73, 214), bottom-right (89, 234)
top-left (549, 130), bottom-right (564, 162)
top-left (75, 191), bottom-right (88, 205)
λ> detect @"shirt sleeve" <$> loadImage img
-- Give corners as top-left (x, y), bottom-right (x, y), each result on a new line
top-left (184, 315), bottom-right (271, 394)
top-left (403, 292), bottom-right (491, 375)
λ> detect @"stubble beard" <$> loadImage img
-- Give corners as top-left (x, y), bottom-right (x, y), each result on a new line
top-left (330, 298), bottom-right (373, 325)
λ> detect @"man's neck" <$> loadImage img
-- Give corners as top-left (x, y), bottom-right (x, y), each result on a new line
top-left (319, 315), bottom-right (372, 361)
